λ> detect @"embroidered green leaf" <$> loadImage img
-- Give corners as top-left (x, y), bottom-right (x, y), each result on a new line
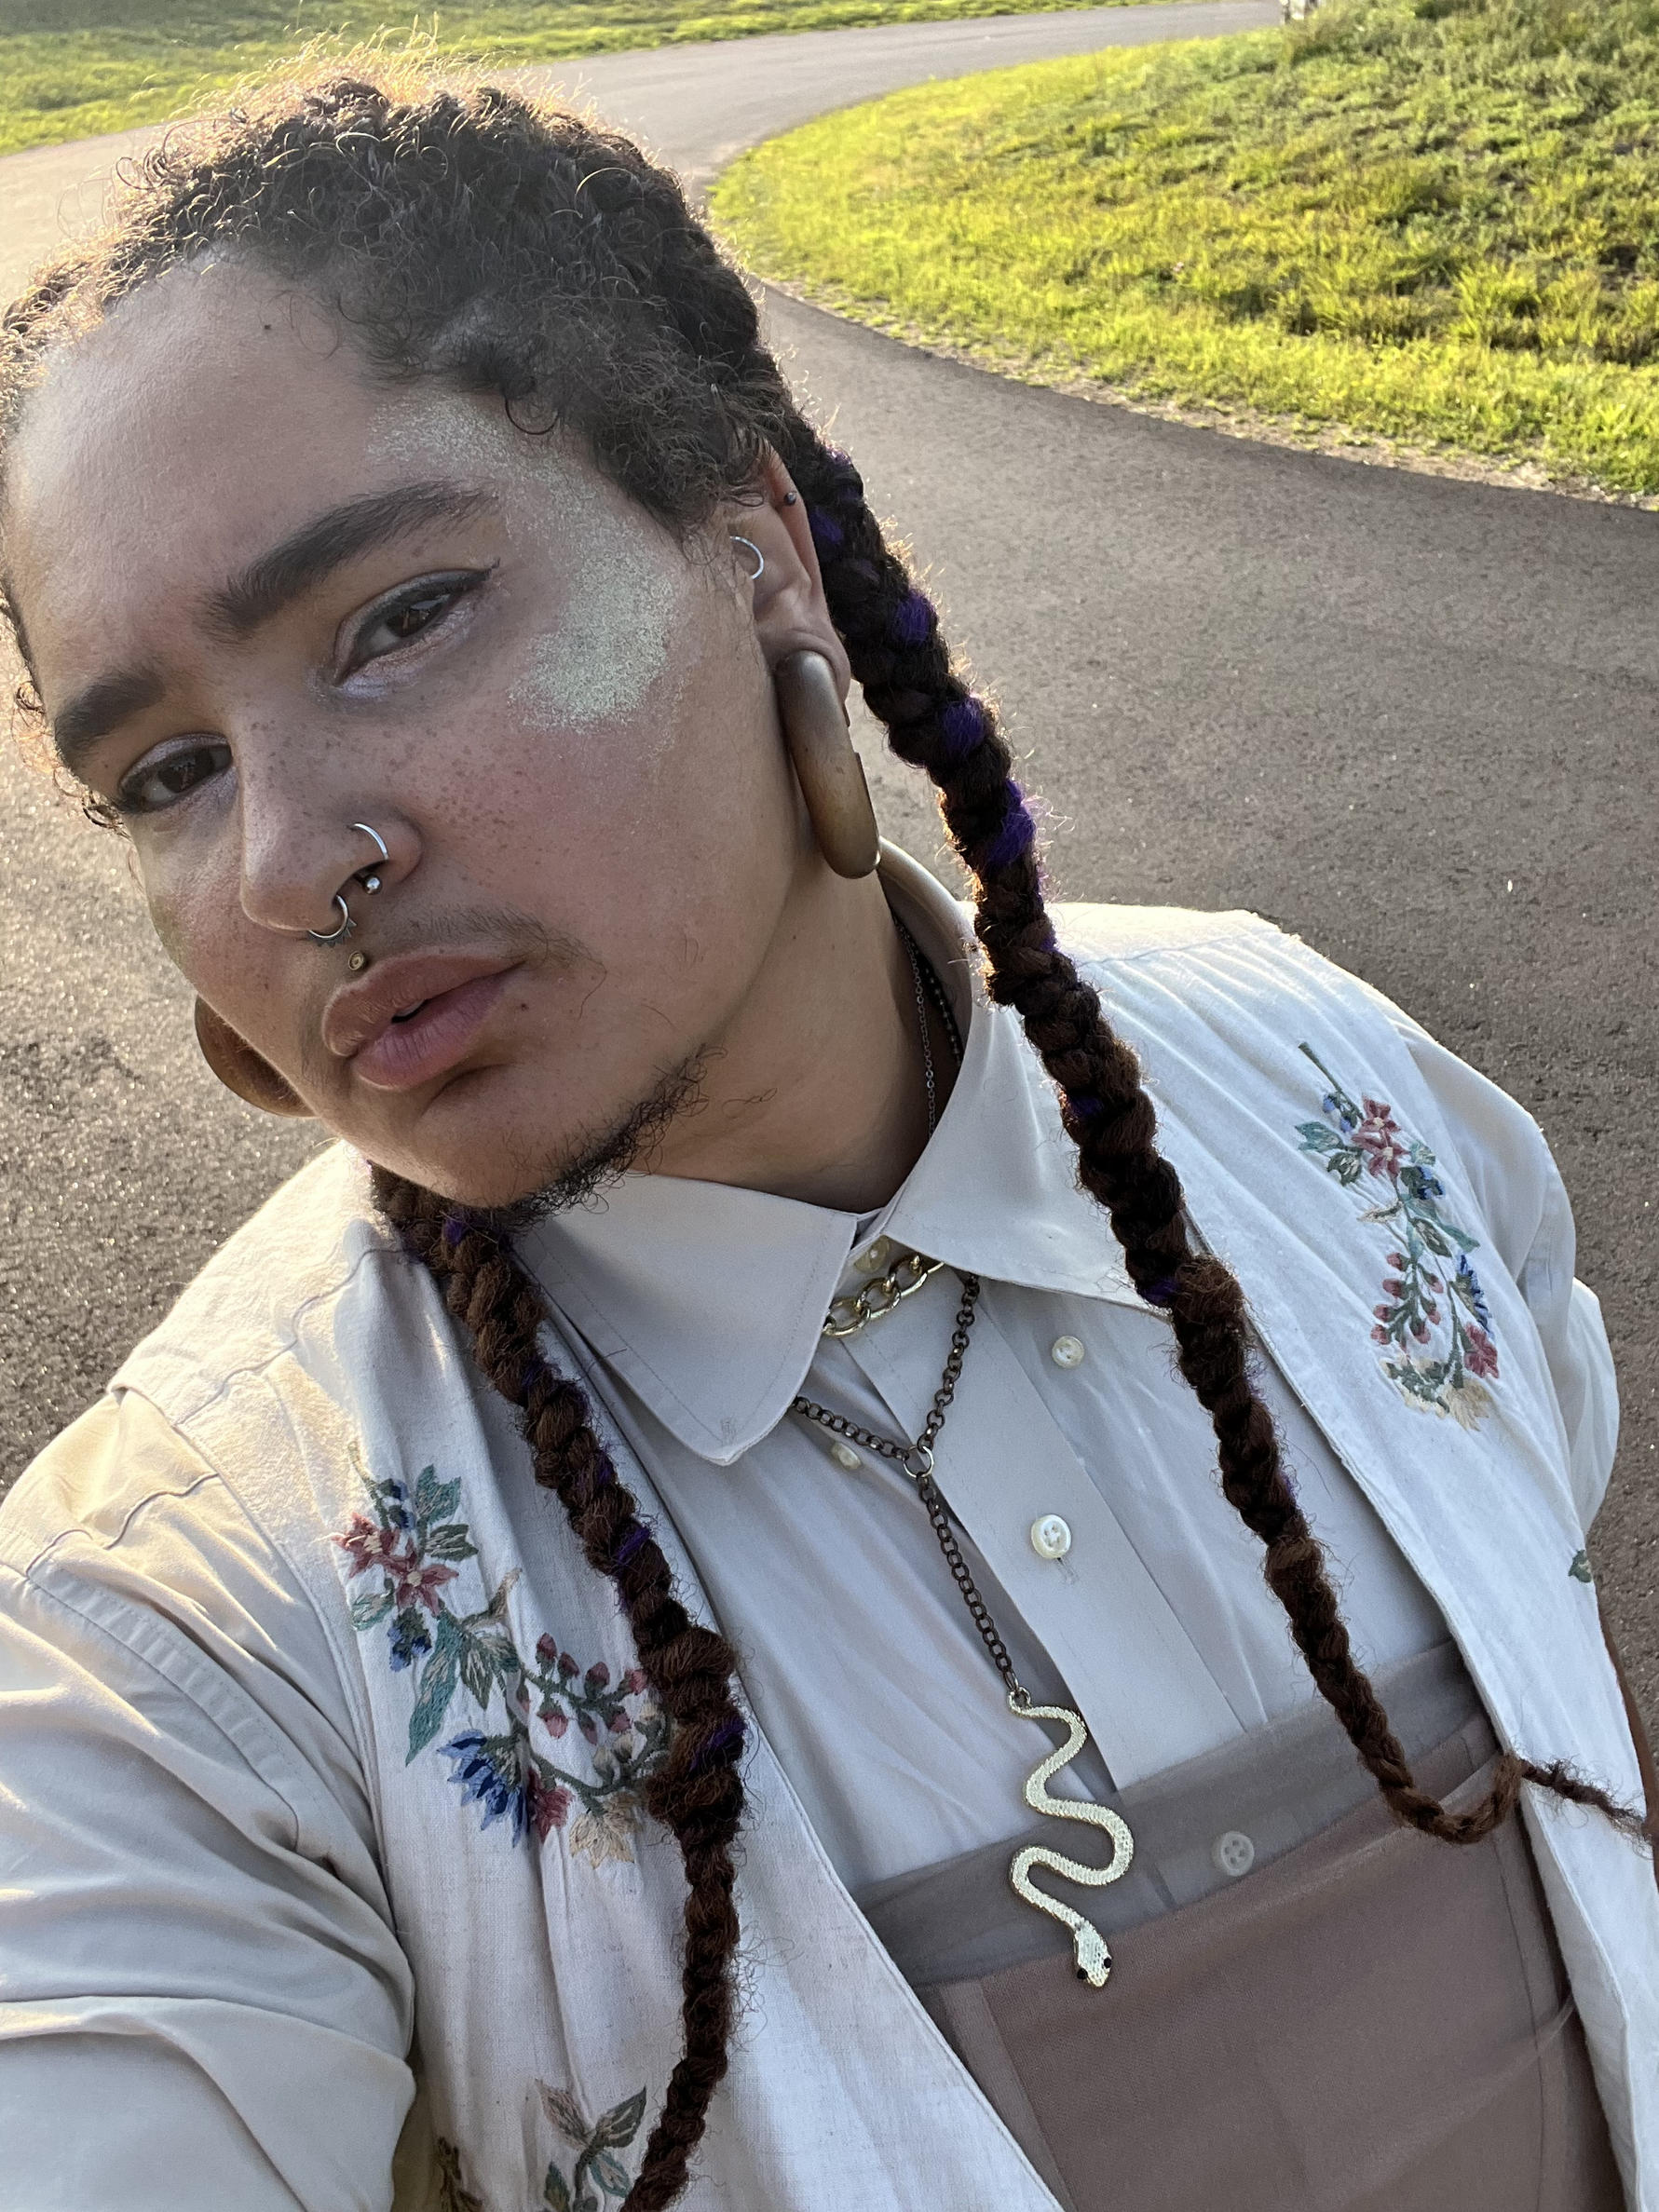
top-left (349, 1589), bottom-right (394, 1630)
top-left (424, 1520), bottom-right (480, 1564)
top-left (408, 1613), bottom-right (465, 1760)
top-left (1296, 1120), bottom-right (1339, 1152)
top-left (414, 1465), bottom-right (464, 1529)
top-left (1329, 1149), bottom-right (1365, 1187)
top-left (589, 2149), bottom-right (632, 2198)
top-left (540, 2085), bottom-right (590, 2146)
top-left (460, 1627), bottom-right (517, 1709)
top-left (544, 2163), bottom-right (573, 2212)
top-left (591, 2086), bottom-right (649, 2151)
top-left (1570, 1549), bottom-right (1595, 1584)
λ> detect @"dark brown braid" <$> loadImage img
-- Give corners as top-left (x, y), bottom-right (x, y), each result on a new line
top-left (372, 1172), bottom-right (745, 2211)
top-left (0, 64), bottom-right (1647, 2207)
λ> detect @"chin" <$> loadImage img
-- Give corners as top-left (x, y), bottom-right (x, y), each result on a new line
top-left (372, 1051), bottom-right (707, 1220)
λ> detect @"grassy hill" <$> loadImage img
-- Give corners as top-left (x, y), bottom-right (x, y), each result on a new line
top-left (0, 0), bottom-right (1162, 161)
top-left (713, 0), bottom-right (1659, 494)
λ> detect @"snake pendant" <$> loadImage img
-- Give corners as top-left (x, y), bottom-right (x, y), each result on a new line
top-left (1006, 1690), bottom-right (1135, 1988)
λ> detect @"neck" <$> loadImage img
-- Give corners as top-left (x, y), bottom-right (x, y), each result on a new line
top-left (646, 856), bottom-right (956, 1214)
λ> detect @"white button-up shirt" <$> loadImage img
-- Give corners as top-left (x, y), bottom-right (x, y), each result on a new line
top-left (0, 848), bottom-right (1652, 2212)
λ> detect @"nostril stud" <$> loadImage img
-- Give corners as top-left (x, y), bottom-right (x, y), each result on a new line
top-left (348, 951), bottom-right (369, 973)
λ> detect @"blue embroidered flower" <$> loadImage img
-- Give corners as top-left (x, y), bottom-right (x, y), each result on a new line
top-left (440, 1729), bottom-right (534, 1842)
top-left (388, 1606), bottom-right (433, 1673)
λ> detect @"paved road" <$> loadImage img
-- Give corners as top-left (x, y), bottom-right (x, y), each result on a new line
top-left (3, 2), bottom-right (1655, 1724)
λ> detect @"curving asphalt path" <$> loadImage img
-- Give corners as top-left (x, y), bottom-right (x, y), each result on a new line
top-left (2, 1), bottom-right (1655, 1723)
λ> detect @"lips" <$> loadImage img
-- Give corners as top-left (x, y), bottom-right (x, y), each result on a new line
top-left (323, 953), bottom-right (519, 1092)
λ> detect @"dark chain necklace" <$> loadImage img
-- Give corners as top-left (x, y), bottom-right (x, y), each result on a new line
top-left (789, 919), bottom-right (1135, 1988)
top-left (793, 1271), bottom-right (1028, 1700)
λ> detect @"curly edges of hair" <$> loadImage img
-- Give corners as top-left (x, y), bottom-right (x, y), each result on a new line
top-left (3, 60), bottom-right (1644, 2209)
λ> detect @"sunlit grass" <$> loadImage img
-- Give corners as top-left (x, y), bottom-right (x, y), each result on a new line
top-left (0, 0), bottom-right (1169, 159)
top-left (712, 0), bottom-right (1659, 492)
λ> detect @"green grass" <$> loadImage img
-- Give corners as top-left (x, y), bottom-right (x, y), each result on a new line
top-left (712, 0), bottom-right (1659, 494)
top-left (0, 0), bottom-right (1163, 161)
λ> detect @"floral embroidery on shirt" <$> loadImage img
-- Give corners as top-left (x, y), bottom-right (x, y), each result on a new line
top-left (1570, 1548), bottom-right (1596, 1584)
top-left (1295, 1044), bottom-right (1500, 1430)
top-left (539, 2082), bottom-right (648, 2212)
top-left (333, 1458), bottom-right (668, 1865)
top-left (435, 2138), bottom-right (485, 2212)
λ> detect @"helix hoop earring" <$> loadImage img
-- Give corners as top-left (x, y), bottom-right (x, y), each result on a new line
top-left (731, 535), bottom-right (765, 584)
top-left (193, 998), bottom-right (311, 1118)
top-left (774, 649), bottom-right (879, 879)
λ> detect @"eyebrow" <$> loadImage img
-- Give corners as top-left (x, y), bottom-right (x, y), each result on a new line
top-left (51, 667), bottom-right (166, 777)
top-left (200, 480), bottom-right (496, 639)
top-left (48, 479), bottom-right (496, 778)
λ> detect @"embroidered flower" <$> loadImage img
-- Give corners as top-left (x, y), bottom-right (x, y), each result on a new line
top-left (1354, 1100), bottom-right (1408, 1180)
top-left (1295, 1045), bottom-right (1501, 1429)
top-left (387, 1547), bottom-right (458, 1613)
top-left (335, 1513), bottom-right (401, 1576)
top-left (335, 1456), bottom-right (670, 1866)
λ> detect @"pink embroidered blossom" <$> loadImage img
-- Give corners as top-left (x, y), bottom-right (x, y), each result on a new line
top-left (334, 1513), bottom-right (400, 1576)
top-left (388, 1548), bottom-right (458, 1612)
top-left (1355, 1102), bottom-right (1407, 1180)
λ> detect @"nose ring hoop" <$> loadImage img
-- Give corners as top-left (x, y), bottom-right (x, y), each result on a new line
top-left (351, 821), bottom-right (389, 894)
top-left (307, 821), bottom-right (389, 944)
top-left (309, 893), bottom-right (356, 945)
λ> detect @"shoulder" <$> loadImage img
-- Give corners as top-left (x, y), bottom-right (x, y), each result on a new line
top-left (108, 1141), bottom-right (409, 1427)
top-left (1047, 898), bottom-right (1285, 968)
top-left (1047, 898), bottom-right (1394, 1053)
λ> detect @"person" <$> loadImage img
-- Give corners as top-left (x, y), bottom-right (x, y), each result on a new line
top-left (0, 62), bottom-right (1653, 2212)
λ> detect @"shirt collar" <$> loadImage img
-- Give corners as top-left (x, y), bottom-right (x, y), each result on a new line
top-left (517, 844), bottom-right (1138, 1464)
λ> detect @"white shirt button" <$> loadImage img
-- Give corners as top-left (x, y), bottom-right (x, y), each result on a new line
top-left (853, 1237), bottom-right (893, 1276)
top-left (1050, 1335), bottom-right (1086, 1369)
top-left (1030, 1513), bottom-right (1072, 1560)
top-left (828, 1441), bottom-right (863, 1472)
top-left (1212, 1829), bottom-right (1256, 1880)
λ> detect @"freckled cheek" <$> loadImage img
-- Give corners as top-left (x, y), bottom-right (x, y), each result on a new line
top-left (142, 848), bottom-right (264, 1007)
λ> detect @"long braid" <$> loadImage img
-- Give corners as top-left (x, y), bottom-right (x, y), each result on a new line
top-left (781, 431), bottom-right (1650, 1852)
top-left (372, 1168), bottom-right (745, 2210)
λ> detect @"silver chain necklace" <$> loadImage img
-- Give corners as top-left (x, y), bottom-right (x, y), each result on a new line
top-left (791, 926), bottom-right (1135, 1987)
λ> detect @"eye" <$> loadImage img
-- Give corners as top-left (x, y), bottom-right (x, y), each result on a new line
top-left (113, 739), bottom-right (234, 818)
top-left (346, 571), bottom-right (487, 673)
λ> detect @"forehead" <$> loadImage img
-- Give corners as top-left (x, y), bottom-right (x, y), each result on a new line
top-left (3, 260), bottom-right (589, 685)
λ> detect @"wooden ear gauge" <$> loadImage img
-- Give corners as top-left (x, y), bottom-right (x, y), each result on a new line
top-left (774, 648), bottom-right (880, 879)
top-left (193, 997), bottom-right (311, 1118)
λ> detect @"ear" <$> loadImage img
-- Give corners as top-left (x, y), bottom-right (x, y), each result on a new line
top-left (723, 448), bottom-right (852, 701)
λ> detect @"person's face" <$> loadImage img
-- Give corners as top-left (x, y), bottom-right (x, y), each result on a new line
top-left (4, 259), bottom-right (849, 1204)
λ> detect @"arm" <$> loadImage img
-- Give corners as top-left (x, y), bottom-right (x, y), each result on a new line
top-left (0, 1397), bottom-right (416, 2211)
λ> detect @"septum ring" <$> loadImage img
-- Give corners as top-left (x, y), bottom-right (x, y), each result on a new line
top-left (731, 534), bottom-right (765, 584)
top-left (306, 821), bottom-right (391, 945)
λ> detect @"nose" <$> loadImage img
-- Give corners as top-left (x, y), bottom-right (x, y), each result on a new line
top-left (238, 791), bottom-right (418, 944)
